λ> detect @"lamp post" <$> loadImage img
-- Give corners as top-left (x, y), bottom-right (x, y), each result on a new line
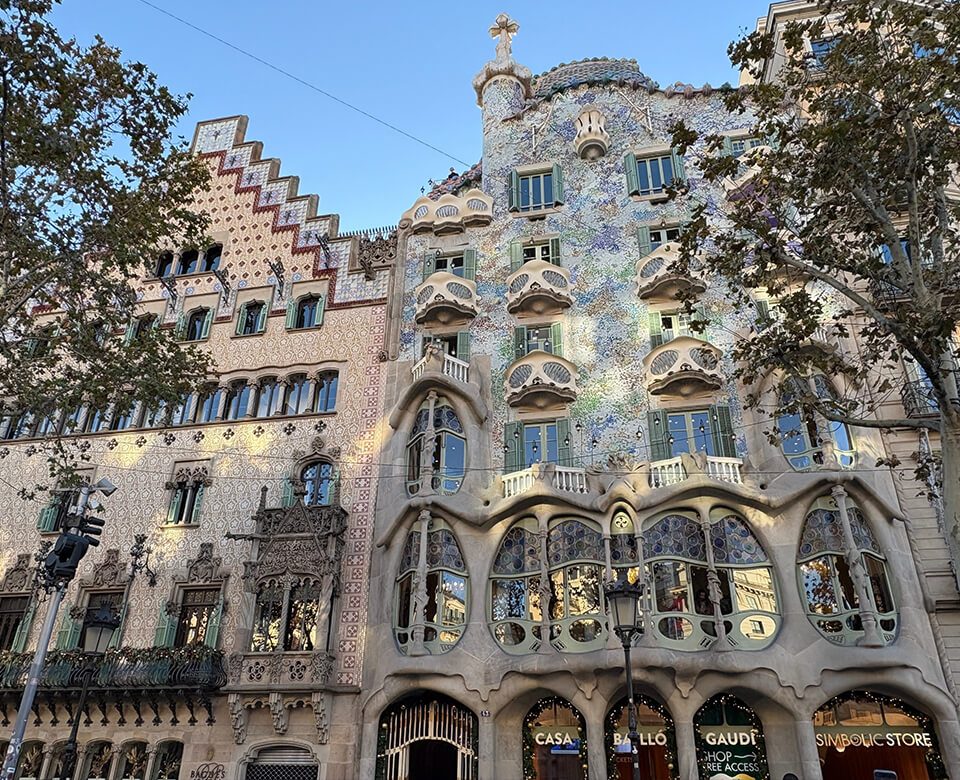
top-left (58, 604), bottom-right (121, 780)
top-left (605, 577), bottom-right (646, 780)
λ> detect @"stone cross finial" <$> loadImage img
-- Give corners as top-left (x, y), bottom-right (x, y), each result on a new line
top-left (489, 13), bottom-right (519, 61)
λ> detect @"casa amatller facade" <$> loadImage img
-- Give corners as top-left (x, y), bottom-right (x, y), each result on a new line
top-left (0, 3), bottom-right (958, 780)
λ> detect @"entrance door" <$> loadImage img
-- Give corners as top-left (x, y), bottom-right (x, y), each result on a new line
top-left (408, 740), bottom-right (458, 780)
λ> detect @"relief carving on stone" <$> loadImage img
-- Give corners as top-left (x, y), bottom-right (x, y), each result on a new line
top-left (1, 554), bottom-right (33, 593)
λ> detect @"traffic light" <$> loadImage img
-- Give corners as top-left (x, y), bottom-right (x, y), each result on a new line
top-left (43, 532), bottom-right (90, 583)
top-left (78, 515), bottom-right (105, 546)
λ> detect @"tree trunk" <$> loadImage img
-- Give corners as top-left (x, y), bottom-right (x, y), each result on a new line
top-left (940, 419), bottom-right (960, 590)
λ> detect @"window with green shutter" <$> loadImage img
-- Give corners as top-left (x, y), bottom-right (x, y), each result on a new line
top-left (430, 249), bottom-right (477, 281)
top-left (626, 150), bottom-right (688, 197)
top-left (504, 419), bottom-right (573, 471)
top-left (510, 166), bottom-right (564, 213)
top-left (647, 409), bottom-right (671, 461)
top-left (455, 332), bottom-right (471, 363)
top-left (513, 324), bottom-right (564, 358)
top-left (0, 595), bottom-right (34, 652)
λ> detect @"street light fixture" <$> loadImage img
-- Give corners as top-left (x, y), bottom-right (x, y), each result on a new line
top-left (605, 577), bottom-right (645, 780)
top-left (59, 604), bottom-right (121, 780)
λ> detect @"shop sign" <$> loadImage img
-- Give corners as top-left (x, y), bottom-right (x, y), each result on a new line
top-left (815, 727), bottom-right (933, 750)
top-left (532, 725), bottom-right (581, 755)
top-left (698, 726), bottom-right (765, 780)
top-left (612, 727), bottom-right (669, 753)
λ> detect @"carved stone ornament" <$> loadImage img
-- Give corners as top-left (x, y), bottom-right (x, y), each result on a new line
top-left (164, 598), bottom-right (181, 617)
top-left (165, 465), bottom-right (213, 490)
top-left (87, 548), bottom-right (127, 588)
top-left (186, 542), bottom-right (223, 583)
top-left (269, 691), bottom-right (287, 734)
top-left (472, 13), bottom-right (533, 104)
top-left (312, 691), bottom-right (330, 744)
top-left (1, 553), bottom-right (33, 593)
top-left (574, 106), bottom-right (611, 160)
top-left (356, 232), bottom-right (396, 280)
top-left (227, 693), bottom-right (247, 745)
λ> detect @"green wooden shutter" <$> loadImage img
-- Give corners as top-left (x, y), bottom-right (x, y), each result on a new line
top-left (513, 327), bottom-right (527, 360)
top-left (173, 313), bottom-right (186, 340)
top-left (151, 315), bottom-right (160, 332)
top-left (189, 485), bottom-right (205, 524)
top-left (551, 163), bottom-right (564, 205)
top-left (462, 249), bottom-right (477, 281)
top-left (281, 478), bottom-right (295, 508)
top-left (508, 170), bottom-right (521, 212)
top-left (56, 611), bottom-right (82, 650)
top-left (670, 148), bottom-right (687, 185)
top-left (504, 422), bottom-right (523, 473)
top-left (647, 409), bottom-right (671, 461)
top-left (557, 418), bottom-right (572, 467)
top-left (107, 601), bottom-right (128, 650)
top-left (649, 312), bottom-right (663, 349)
top-left (721, 136), bottom-right (734, 157)
top-left (549, 237), bottom-right (561, 266)
top-left (256, 302), bottom-right (268, 333)
top-left (123, 321), bottom-right (136, 345)
top-left (200, 309), bottom-right (213, 339)
top-left (549, 323), bottom-right (564, 358)
top-left (624, 152), bottom-right (640, 196)
top-left (37, 499), bottom-right (59, 533)
top-left (315, 294), bottom-right (326, 326)
top-left (165, 488), bottom-right (184, 525)
top-left (10, 598), bottom-right (36, 653)
top-left (422, 251), bottom-right (437, 281)
top-left (153, 607), bottom-right (177, 648)
top-left (235, 303), bottom-right (248, 336)
top-left (285, 298), bottom-right (297, 328)
top-left (204, 594), bottom-right (224, 648)
top-left (456, 332), bottom-right (471, 363)
top-left (509, 241), bottom-right (524, 272)
top-left (637, 226), bottom-right (652, 258)
top-left (710, 404), bottom-right (737, 458)
top-left (693, 304), bottom-right (709, 334)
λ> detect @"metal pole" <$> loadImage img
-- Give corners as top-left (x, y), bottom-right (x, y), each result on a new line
top-left (623, 638), bottom-right (642, 780)
top-left (59, 658), bottom-right (96, 780)
top-left (1, 584), bottom-right (65, 780)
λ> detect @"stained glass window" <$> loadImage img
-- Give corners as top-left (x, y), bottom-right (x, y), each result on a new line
top-left (406, 399), bottom-right (466, 496)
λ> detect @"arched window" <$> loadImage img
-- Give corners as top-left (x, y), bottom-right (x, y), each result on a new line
top-left (183, 308), bottom-right (211, 342)
top-left (779, 376), bottom-right (854, 469)
top-left (224, 381), bottom-right (251, 420)
top-left (604, 696), bottom-right (676, 780)
top-left (694, 695), bottom-right (769, 780)
top-left (171, 393), bottom-right (196, 426)
top-left (293, 295), bottom-right (323, 329)
top-left (645, 509), bottom-right (779, 649)
top-left (394, 520), bottom-right (467, 654)
top-left (797, 497), bottom-right (897, 645)
top-left (149, 742), bottom-right (183, 780)
top-left (490, 517), bottom-right (606, 654)
top-left (201, 244), bottom-right (222, 272)
top-left (197, 386), bottom-right (222, 423)
top-left (176, 250), bottom-right (199, 275)
top-left (255, 377), bottom-right (279, 417)
top-left (523, 698), bottom-right (587, 780)
top-left (314, 371), bottom-right (339, 412)
top-left (283, 374), bottom-right (312, 415)
top-left (155, 252), bottom-right (174, 278)
top-left (237, 301), bottom-right (266, 336)
top-left (245, 747), bottom-right (318, 780)
top-left (13, 741), bottom-right (44, 780)
top-left (405, 399), bottom-right (466, 496)
top-left (78, 740), bottom-right (114, 780)
top-left (117, 742), bottom-right (148, 780)
top-left (301, 461), bottom-right (335, 506)
top-left (250, 576), bottom-right (323, 652)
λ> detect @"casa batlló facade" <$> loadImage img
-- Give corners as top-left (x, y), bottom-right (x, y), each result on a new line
top-left (0, 3), bottom-right (958, 780)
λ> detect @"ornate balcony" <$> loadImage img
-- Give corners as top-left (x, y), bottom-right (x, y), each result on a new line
top-left (414, 272), bottom-right (479, 326)
top-left (399, 189), bottom-right (493, 235)
top-left (226, 650), bottom-right (334, 692)
top-left (643, 336), bottom-right (723, 397)
top-left (573, 107), bottom-right (610, 160)
top-left (505, 260), bottom-right (573, 317)
top-left (411, 348), bottom-right (470, 384)
top-left (635, 242), bottom-right (706, 301)
top-left (649, 455), bottom-right (744, 488)
top-left (502, 463), bottom-right (588, 498)
top-left (902, 380), bottom-right (939, 418)
top-left (724, 145), bottom-right (773, 201)
top-left (504, 350), bottom-right (578, 410)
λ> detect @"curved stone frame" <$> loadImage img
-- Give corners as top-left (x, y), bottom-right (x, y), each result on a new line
top-left (796, 492), bottom-right (898, 647)
top-left (813, 690), bottom-right (948, 780)
top-left (392, 515), bottom-right (469, 656)
top-left (522, 696), bottom-right (588, 780)
top-left (603, 694), bottom-right (678, 780)
top-left (693, 693), bottom-right (769, 780)
top-left (488, 515), bottom-right (607, 655)
top-left (777, 374), bottom-right (856, 471)
top-left (181, 306), bottom-right (212, 342)
top-left (404, 393), bottom-right (467, 498)
top-left (643, 507), bottom-right (780, 651)
top-left (236, 741), bottom-right (321, 780)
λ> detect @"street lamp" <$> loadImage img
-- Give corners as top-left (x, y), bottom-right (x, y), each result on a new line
top-left (605, 577), bottom-right (645, 780)
top-left (59, 604), bottom-right (121, 780)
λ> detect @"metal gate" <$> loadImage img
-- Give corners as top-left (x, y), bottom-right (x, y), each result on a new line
top-left (377, 696), bottom-right (478, 780)
top-left (245, 747), bottom-right (318, 780)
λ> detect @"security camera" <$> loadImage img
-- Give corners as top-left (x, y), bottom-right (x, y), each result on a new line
top-left (93, 477), bottom-right (117, 497)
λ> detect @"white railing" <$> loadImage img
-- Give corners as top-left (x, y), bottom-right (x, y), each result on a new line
top-left (650, 456), bottom-right (744, 487)
top-left (410, 353), bottom-right (470, 384)
top-left (443, 354), bottom-right (470, 383)
top-left (501, 465), bottom-right (588, 498)
top-left (649, 457), bottom-right (685, 488)
top-left (705, 456), bottom-right (744, 484)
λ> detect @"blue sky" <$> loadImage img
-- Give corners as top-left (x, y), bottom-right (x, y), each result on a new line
top-left (52, 0), bottom-right (766, 231)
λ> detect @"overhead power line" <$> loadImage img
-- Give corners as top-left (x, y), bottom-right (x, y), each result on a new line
top-left (133, 0), bottom-right (472, 167)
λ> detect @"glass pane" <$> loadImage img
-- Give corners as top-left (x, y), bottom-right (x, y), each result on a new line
top-left (835, 555), bottom-right (859, 610)
top-left (250, 583), bottom-right (284, 651)
top-left (660, 156), bottom-right (674, 186)
top-left (801, 557), bottom-right (839, 614)
top-left (492, 579), bottom-right (526, 621)
top-left (690, 565), bottom-right (713, 615)
top-left (837, 699), bottom-right (883, 726)
top-left (542, 173), bottom-right (553, 205)
top-left (653, 560), bottom-right (689, 612)
top-left (865, 555), bottom-right (894, 613)
top-left (637, 159), bottom-right (650, 193)
top-left (440, 572), bottom-right (466, 627)
top-left (425, 571), bottom-right (439, 624)
top-left (667, 414), bottom-right (690, 456)
top-left (285, 580), bottom-right (320, 651)
top-left (566, 564), bottom-right (601, 616)
top-left (395, 574), bottom-right (413, 629)
top-left (731, 568), bottom-right (777, 612)
top-left (779, 412), bottom-right (808, 454)
top-left (649, 159), bottom-right (663, 191)
top-left (439, 433), bottom-right (465, 494)
top-left (549, 569), bottom-right (565, 620)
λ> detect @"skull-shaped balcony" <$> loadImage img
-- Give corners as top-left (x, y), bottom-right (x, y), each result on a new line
top-left (414, 272), bottom-right (479, 326)
top-left (725, 145), bottom-right (773, 202)
top-left (642, 336), bottom-right (724, 397)
top-left (505, 260), bottom-right (573, 317)
top-left (399, 189), bottom-right (494, 235)
top-left (504, 350), bottom-right (578, 410)
top-left (635, 242), bottom-right (706, 302)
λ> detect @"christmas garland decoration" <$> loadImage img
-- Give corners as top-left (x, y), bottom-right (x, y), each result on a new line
top-left (523, 696), bottom-right (588, 780)
top-left (694, 693), bottom-right (770, 780)
top-left (603, 694), bottom-right (678, 780)
top-left (815, 690), bottom-right (947, 779)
